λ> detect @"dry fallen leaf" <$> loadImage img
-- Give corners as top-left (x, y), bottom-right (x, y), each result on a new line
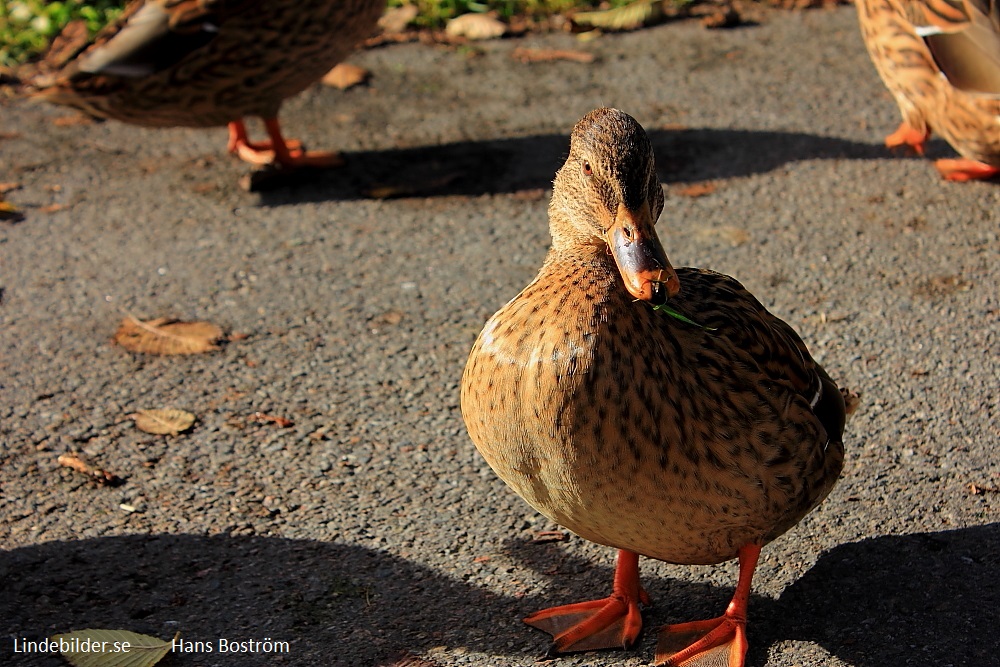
top-left (969, 483), bottom-right (1000, 495)
top-left (378, 4), bottom-right (419, 33)
top-left (131, 408), bottom-right (196, 435)
top-left (573, 0), bottom-right (663, 31)
top-left (57, 453), bottom-right (120, 486)
top-left (52, 629), bottom-right (175, 667)
top-left (675, 181), bottom-right (718, 198)
top-left (511, 47), bottom-right (596, 64)
top-left (0, 200), bottom-right (24, 222)
top-left (0, 182), bottom-right (20, 194)
top-left (840, 388), bottom-right (861, 417)
top-left (114, 316), bottom-right (223, 355)
top-left (445, 13), bottom-right (508, 40)
top-left (251, 412), bottom-right (294, 428)
top-left (912, 275), bottom-right (973, 298)
top-left (52, 113), bottom-right (95, 127)
top-left (322, 62), bottom-right (371, 89)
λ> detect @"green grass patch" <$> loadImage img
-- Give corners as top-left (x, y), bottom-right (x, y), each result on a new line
top-left (1, 0), bottom-right (124, 67)
top-left (1, 0), bottom-right (674, 68)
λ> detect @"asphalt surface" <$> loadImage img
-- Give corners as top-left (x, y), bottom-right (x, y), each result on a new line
top-left (1, 6), bottom-right (998, 667)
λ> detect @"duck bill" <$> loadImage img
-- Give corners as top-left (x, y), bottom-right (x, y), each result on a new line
top-left (608, 202), bottom-right (680, 304)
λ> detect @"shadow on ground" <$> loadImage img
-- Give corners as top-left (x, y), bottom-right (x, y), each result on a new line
top-left (250, 128), bottom-right (928, 203)
top-left (2, 524), bottom-right (994, 666)
top-left (504, 522), bottom-right (999, 666)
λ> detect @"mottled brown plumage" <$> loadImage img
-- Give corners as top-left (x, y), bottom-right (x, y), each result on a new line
top-left (21, 0), bottom-right (383, 167)
top-left (460, 108), bottom-right (848, 667)
top-left (855, 0), bottom-right (1000, 181)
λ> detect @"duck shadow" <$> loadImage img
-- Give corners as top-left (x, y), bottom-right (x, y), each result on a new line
top-left (3, 525), bottom-right (993, 666)
top-left (250, 128), bottom-right (925, 203)
top-left (0, 533), bottom-right (730, 667)
top-left (503, 522), bottom-right (999, 667)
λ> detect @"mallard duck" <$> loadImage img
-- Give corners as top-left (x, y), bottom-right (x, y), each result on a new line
top-left (855, 0), bottom-right (1000, 181)
top-left (460, 108), bottom-right (849, 667)
top-left (19, 0), bottom-right (383, 168)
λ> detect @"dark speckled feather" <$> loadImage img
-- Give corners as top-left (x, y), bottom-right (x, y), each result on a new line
top-left (855, 0), bottom-right (1000, 168)
top-left (22, 0), bottom-right (382, 128)
top-left (461, 108), bottom-right (846, 568)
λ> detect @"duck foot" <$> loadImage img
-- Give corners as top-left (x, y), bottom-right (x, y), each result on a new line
top-left (884, 122), bottom-right (928, 155)
top-left (524, 550), bottom-right (650, 653)
top-left (227, 119), bottom-right (344, 168)
top-left (933, 158), bottom-right (1000, 182)
top-left (655, 615), bottom-right (747, 667)
top-left (654, 544), bottom-right (761, 667)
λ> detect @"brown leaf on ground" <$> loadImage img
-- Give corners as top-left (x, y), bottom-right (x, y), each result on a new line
top-left (0, 182), bottom-right (20, 194)
top-left (57, 453), bottom-right (121, 486)
top-left (322, 63), bottom-right (371, 89)
top-left (131, 408), bottom-right (196, 435)
top-left (378, 4), bottom-right (419, 33)
top-left (511, 47), bottom-right (596, 64)
top-left (675, 181), bottom-right (718, 197)
top-left (39, 203), bottom-right (68, 213)
top-left (969, 483), bottom-right (1000, 495)
top-left (113, 317), bottom-right (223, 355)
top-left (0, 200), bottom-right (24, 222)
top-left (52, 113), bottom-right (95, 127)
top-left (446, 13), bottom-right (508, 40)
top-left (701, 6), bottom-right (743, 28)
top-left (695, 225), bottom-right (750, 247)
top-left (840, 388), bottom-right (861, 417)
top-left (573, 0), bottom-right (664, 31)
top-left (251, 412), bottom-right (294, 428)
top-left (912, 275), bottom-right (973, 298)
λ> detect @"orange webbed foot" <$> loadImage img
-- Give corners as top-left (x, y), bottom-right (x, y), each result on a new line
top-left (655, 614), bottom-right (747, 667)
top-left (654, 544), bottom-right (761, 667)
top-left (884, 122), bottom-right (929, 156)
top-left (525, 550), bottom-right (649, 653)
top-left (933, 158), bottom-right (1000, 182)
top-left (227, 119), bottom-right (344, 169)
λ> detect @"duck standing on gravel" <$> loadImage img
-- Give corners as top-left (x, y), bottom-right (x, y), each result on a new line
top-left (461, 108), bottom-right (851, 667)
top-left (17, 0), bottom-right (383, 168)
top-left (855, 0), bottom-right (1000, 181)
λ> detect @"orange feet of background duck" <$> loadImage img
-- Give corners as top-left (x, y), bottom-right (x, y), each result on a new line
top-left (933, 158), bottom-right (1000, 182)
top-left (884, 122), bottom-right (929, 155)
top-left (654, 544), bottom-right (761, 667)
top-left (524, 550), bottom-right (650, 653)
top-left (227, 119), bottom-right (344, 168)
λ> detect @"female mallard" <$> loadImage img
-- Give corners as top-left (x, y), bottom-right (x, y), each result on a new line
top-left (461, 108), bottom-right (849, 667)
top-left (855, 0), bottom-right (1000, 181)
top-left (20, 0), bottom-right (383, 168)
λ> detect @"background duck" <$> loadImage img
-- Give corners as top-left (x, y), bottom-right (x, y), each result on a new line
top-left (17, 0), bottom-right (383, 168)
top-left (855, 0), bottom-right (1000, 181)
top-left (461, 108), bottom-right (850, 667)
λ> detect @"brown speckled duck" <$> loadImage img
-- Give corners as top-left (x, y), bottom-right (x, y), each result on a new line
top-left (20, 0), bottom-right (383, 167)
top-left (855, 0), bottom-right (1000, 181)
top-left (461, 108), bottom-right (849, 667)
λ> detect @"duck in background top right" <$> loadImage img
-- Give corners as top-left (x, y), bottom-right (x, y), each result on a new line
top-left (855, 0), bottom-right (1000, 181)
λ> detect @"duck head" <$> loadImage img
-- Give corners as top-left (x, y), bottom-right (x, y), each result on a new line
top-left (549, 108), bottom-right (680, 305)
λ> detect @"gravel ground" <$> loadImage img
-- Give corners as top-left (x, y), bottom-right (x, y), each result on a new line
top-left (1, 6), bottom-right (998, 667)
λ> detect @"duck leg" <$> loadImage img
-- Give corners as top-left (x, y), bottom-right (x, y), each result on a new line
top-left (654, 543), bottom-right (761, 667)
top-left (226, 119), bottom-right (343, 168)
top-left (884, 121), bottom-right (929, 155)
top-left (933, 158), bottom-right (1000, 182)
top-left (524, 550), bottom-right (650, 653)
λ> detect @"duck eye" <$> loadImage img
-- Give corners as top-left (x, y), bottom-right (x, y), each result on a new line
top-left (582, 161), bottom-right (593, 176)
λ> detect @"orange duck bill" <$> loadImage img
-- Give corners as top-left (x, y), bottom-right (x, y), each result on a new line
top-left (606, 201), bottom-right (680, 304)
